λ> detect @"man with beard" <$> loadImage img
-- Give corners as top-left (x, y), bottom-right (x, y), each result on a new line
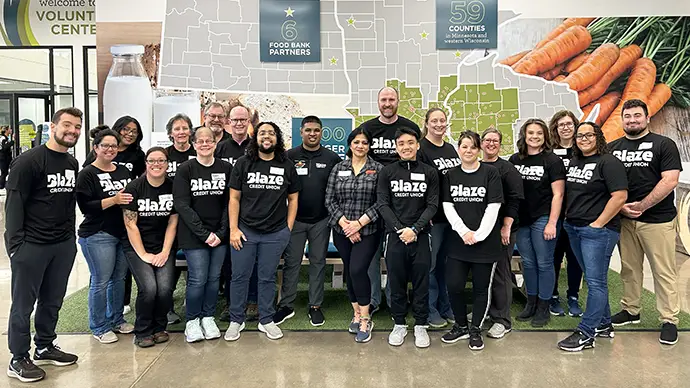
top-left (5, 108), bottom-right (83, 382)
top-left (357, 87), bottom-right (421, 313)
top-left (274, 116), bottom-right (341, 326)
top-left (609, 99), bottom-right (682, 345)
top-left (204, 102), bottom-right (231, 143)
top-left (225, 122), bottom-right (300, 341)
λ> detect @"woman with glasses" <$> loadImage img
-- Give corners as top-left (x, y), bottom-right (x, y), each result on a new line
top-left (76, 125), bottom-right (135, 343)
top-left (173, 126), bottom-right (232, 343)
top-left (509, 118), bottom-right (565, 327)
top-left (557, 122), bottom-right (627, 351)
top-left (547, 111), bottom-right (583, 318)
top-left (122, 147), bottom-right (179, 348)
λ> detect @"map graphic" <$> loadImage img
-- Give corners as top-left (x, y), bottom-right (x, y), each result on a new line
top-left (159, 0), bottom-right (581, 148)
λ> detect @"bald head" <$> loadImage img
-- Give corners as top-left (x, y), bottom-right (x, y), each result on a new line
top-left (228, 105), bottom-right (250, 138)
top-left (377, 87), bottom-right (399, 120)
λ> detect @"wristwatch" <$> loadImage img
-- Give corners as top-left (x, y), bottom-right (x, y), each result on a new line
top-left (410, 226), bottom-right (418, 235)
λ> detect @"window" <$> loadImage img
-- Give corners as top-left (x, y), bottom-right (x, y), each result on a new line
top-left (83, 46), bottom-right (98, 157)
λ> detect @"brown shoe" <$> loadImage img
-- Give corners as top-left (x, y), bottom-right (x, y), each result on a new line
top-left (153, 331), bottom-right (169, 344)
top-left (133, 336), bottom-right (155, 348)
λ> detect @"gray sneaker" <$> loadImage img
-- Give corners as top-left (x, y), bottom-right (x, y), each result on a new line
top-left (428, 315), bottom-right (448, 328)
top-left (349, 318), bottom-right (359, 334)
top-left (388, 324), bottom-right (408, 346)
top-left (414, 325), bottom-right (430, 348)
top-left (167, 310), bottom-right (181, 325)
top-left (93, 331), bottom-right (118, 344)
top-left (113, 322), bottom-right (134, 334)
top-left (258, 322), bottom-right (284, 340)
top-left (355, 319), bottom-right (374, 343)
top-left (224, 321), bottom-right (245, 341)
top-left (487, 323), bottom-right (511, 339)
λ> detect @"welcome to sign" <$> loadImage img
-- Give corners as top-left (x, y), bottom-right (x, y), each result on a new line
top-left (0, 0), bottom-right (95, 46)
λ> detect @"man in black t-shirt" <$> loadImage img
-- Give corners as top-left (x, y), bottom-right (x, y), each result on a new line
top-left (608, 99), bottom-right (683, 345)
top-left (356, 86), bottom-right (422, 312)
top-left (5, 108), bottom-right (83, 383)
top-left (274, 116), bottom-right (341, 327)
top-left (204, 102), bottom-right (231, 143)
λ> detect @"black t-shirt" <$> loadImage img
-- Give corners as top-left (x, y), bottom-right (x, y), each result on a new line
top-left (173, 158), bottom-right (233, 249)
top-left (122, 176), bottom-right (175, 253)
top-left (609, 132), bottom-right (683, 223)
top-left (566, 154), bottom-right (628, 232)
top-left (286, 145), bottom-right (342, 224)
top-left (358, 116), bottom-right (421, 165)
top-left (443, 163), bottom-right (504, 262)
top-left (76, 164), bottom-right (133, 238)
top-left (509, 151), bottom-right (566, 226)
top-left (418, 138), bottom-right (461, 224)
top-left (84, 146), bottom-right (145, 179)
top-left (553, 146), bottom-right (573, 218)
top-left (482, 157), bottom-right (524, 232)
top-left (215, 137), bottom-right (250, 166)
top-left (166, 144), bottom-right (196, 180)
top-left (229, 155), bottom-right (301, 233)
top-left (5, 145), bottom-right (79, 249)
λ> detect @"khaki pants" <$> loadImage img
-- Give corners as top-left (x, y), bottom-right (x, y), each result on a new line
top-left (619, 217), bottom-right (680, 325)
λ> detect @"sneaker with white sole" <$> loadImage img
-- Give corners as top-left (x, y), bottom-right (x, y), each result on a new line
top-left (414, 325), bottom-right (430, 348)
top-left (258, 322), bottom-right (283, 340)
top-left (123, 305), bottom-right (131, 315)
top-left (200, 317), bottom-right (221, 340)
top-left (487, 323), bottom-right (511, 339)
top-left (224, 322), bottom-right (245, 341)
top-left (185, 318), bottom-right (205, 343)
top-left (388, 324), bottom-right (408, 346)
top-left (93, 331), bottom-right (118, 344)
top-left (113, 322), bottom-right (134, 334)
top-left (7, 358), bottom-right (45, 383)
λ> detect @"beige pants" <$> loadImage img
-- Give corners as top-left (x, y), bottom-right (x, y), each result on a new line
top-left (619, 217), bottom-right (680, 325)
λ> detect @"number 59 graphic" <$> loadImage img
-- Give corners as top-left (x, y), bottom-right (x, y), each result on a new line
top-left (449, 0), bottom-right (485, 25)
top-left (281, 20), bottom-right (298, 41)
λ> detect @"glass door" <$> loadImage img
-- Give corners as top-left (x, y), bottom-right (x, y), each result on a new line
top-left (16, 95), bottom-right (50, 154)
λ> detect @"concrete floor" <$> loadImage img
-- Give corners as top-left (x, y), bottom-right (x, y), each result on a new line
top-left (0, 202), bottom-right (690, 387)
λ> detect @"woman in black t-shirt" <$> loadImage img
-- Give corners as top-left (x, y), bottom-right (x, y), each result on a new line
top-left (509, 118), bottom-right (565, 328)
top-left (547, 110), bottom-right (583, 317)
top-left (122, 147), bottom-right (179, 348)
top-left (557, 122), bottom-right (627, 352)
top-left (76, 126), bottom-right (135, 344)
top-left (441, 131), bottom-right (503, 351)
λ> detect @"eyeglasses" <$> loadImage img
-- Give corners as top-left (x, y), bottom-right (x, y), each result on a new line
top-left (575, 132), bottom-right (596, 140)
top-left (230, 118), bottom-right (248, 124)
top-left (206, 114), bottom-right (225, 120)
top-left (121, 128), bottom-right (138, 135)
top-left (98, 144), bottom-right (118, 150)
top-left (146, 159), bottom-right (168, 165)
top-left (257, 131), bottom-right (276, 137)
top-left (195, 139), bottom-right (215, 145)
top-left (558, 122), bottom-right (574, 129)
top-left (482, 138), bottom-right (500, 144)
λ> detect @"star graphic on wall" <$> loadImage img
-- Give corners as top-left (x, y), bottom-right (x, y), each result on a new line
top-left (347, 16), bottom-right (355, 26)
top-left (454, 51), bottom-right (463, 58)
top-left (329, 57), bottom-right (338, 66)
top-left (284, 7), bottom-right (295, 17)
top-left (420, 31), bottom-right (429, 40)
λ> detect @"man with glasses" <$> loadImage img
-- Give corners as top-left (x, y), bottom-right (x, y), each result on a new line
top-left (204, 102), bottom-right (230, 143)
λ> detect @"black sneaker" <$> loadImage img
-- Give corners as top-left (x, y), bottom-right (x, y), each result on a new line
top-left (659, 323), bottom-right (678, 345)
top-left (558, 330), bottom-right (595, 352)
top-left (273, 306), bottom-right (295, 325)
top-left (595, 323), bottom-right (615, 339)
top-left (441, 324), bottom-right (470, 344)
top-left (7, 358), bottom-right (45, 383)
top-left (369, 304), bottom-right (380, 316)
top-left (611, 310), bottom-right (640, 327)
top-left (33, 344), bottom-right (78, 367)
top-left (468, 329), bottom-right (484, 351)
top-left (308, 307), bottom-right (325, 327)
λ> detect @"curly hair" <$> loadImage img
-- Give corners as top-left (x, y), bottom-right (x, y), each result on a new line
top-left (246, 121), bottom-right (287, 162)
top-left (572, 121), bottom-right (609, 159)
top-left (548, 110), bottom-right (579, 147)
top-left (516, 118), bottom-right (552, 159)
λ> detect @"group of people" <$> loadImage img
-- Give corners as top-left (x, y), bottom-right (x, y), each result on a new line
top-left (3, 86), bottom-right (683, 382)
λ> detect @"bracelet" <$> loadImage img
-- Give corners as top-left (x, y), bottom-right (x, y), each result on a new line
top-left (356, 220), bottom-right (363, 227)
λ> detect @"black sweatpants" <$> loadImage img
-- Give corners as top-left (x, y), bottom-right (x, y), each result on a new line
top-left (8, 239), bottom-right (77, 359)
top-left (489, 232), bottom-right (516, 328)
top-left (385, 232), bottom-right (430, 326)
top-left (332, 231), bottom-right (381, 306)
top-left (446, 258), bottom-right (497, 329)
top-left (0, 158), bottom-right (9, 189)
top-left (553, 225), bottom-right (582, 299)
top-left (124, 269), bottom-right (133, 306)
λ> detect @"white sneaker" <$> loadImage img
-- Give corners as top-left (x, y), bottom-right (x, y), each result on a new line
top-left (200, 317), bottom-right (221, 340)
top-left (487, 323), bottom-right (510, 339)
top-left (184, 318), bottom-right (204, 343)
top-left (414, 325), bottom-right (430, 348)
top-left (258, 322), bottom-right (283, 340)
top-left (93, 331), bottom-right (118, 344)
top-left (224, 322), bottom-right (245, 341)
top-left (388, 324), bottom-right (408, 346)
top-left (113, 322), bottom-right (134, 334)
top-left (123, 305), bottom-right (131, 315)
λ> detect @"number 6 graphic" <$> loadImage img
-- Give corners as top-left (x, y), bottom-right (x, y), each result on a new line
top-left (282, 20), bottom-right (298, 41)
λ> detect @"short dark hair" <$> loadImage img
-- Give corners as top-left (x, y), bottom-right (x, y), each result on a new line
top-left (246, 122), bottom-right (287, 162)
top-left (573, 121), bottom-right (609, 159)
top-left (166, 113), bottom-right (193, 140)
top-left (394, 127), bottom-right (419, 141)
top-left (112, 116), bottom-right (144, 150)
top-left (621, 99), bottom-right (648, 117)
top-left (458, 130), bottom-right (481, 149)
top-left (549, 110), bottom-right (579, 147)
top-left (145, 146), bottom-right (169, 160)
top-left (301, 115), bottom-right (322, 129)
top-left (89, 125), bottom-right (121, 147)
top-left (516, 118), bottom-right (552, 159)
top-left (52, 107), bottom-right (83, 124)
top-left (346, 126), bottom-right (371, 158)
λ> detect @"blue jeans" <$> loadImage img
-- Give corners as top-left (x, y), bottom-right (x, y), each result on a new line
top-left (230, 225), bottom-right (290, 325)
top-left (184, 245), bottom-right (227, 320)
top-left (564, 222), bottom-right (619, 338)
top-left (78, 232), bottom-right (128, 336)
top-left (429, 222), bottom-right (453, 320)
top-left (224, 250), bottom-right (258, 305)
top-left (516, 216), bottom-right (560, 300)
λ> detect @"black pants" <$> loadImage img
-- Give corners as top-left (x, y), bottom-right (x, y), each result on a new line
top-left (447, 258), bottom-right (497, 329)
top-left (0, 158), bottom-right (9, 189)
top-left (553, 225), bottom-right (582, 299)
top-left (385, 232), bottom-right (430, 326)
top-left (489, 232), bottom-right (516, 328)
top-left (332, 231), bottom-right (381, 306)
top-left (8, 239), bottom-right (77, 359)
top-left (123, 269), bottom-right (133, 306)
top-left (124, 246), bottom-right (175, 338)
